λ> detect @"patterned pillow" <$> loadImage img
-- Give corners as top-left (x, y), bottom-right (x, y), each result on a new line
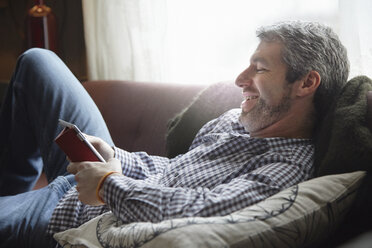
top-left (54, 171), bottom-right (366, 248)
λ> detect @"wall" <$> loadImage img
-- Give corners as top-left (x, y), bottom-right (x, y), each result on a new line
top-left (0, 0), bottom-right (86, 83)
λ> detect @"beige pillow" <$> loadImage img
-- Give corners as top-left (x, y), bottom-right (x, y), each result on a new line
top-left (54, 171), bottom-right (366, 248)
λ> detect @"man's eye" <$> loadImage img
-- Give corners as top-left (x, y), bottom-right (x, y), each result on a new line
top-left (256, 68), bottom-right (266, 73)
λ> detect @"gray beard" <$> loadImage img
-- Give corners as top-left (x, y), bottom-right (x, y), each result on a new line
top-left (239, 93), bottom-right (292, 133)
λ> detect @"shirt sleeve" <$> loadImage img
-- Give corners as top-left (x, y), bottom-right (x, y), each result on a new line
top-left (102, 161), bottom-right (308, 224)
top-left (113, 146), bottom-right (169, 180)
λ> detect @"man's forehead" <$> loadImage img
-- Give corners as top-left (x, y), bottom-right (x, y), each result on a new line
top-left (250, 41), bottom-right (284, 64)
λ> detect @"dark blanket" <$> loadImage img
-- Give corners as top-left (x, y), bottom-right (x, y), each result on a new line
top-left (314, 75), bottom-right (372, 176)
top-left (314, 75), bottom-right (372, 246)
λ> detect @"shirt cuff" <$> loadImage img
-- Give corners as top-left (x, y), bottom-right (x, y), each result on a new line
top-left (113, 146), bottom-right (137, 177)
top-left (102, 172), bottom-right (125, 205)
top-left (113, 146), bottom-right (126, 168)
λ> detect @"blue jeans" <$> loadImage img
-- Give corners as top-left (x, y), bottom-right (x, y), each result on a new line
top-left (0, 175), bottom-right (75, 247)
top-left (0, 48), bottom-right (114, 247)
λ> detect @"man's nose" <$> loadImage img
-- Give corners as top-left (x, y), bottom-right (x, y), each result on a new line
top-left (235, 67), bottom-right (253, 88)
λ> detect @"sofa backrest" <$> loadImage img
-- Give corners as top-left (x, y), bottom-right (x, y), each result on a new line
top-left (83, 80), bottom-right (208, 156)
top-left (83, 80), bottom-right (243, 156)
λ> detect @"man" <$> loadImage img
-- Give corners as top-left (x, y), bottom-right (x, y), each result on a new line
top-left (0, 21), bottom-right (349, 247)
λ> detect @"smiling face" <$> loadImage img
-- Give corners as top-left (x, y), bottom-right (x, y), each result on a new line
top-left (235, 41), bottom-right (295, 134)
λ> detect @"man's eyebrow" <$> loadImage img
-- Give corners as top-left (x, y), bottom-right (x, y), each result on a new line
top-left (251, 56), bottom-right (270, 66)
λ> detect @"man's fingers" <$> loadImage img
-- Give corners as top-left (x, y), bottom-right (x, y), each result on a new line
top-left (84, 134), bottom-right (100, 145)
top-left (67, 161), bottom-right (103, 175)
top-left (66, 162), bottom-right (78, 174)
top-left (67, 162), bottom-right (89, 174)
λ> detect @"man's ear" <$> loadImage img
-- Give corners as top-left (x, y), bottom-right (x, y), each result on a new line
top-left (296, 70), bottom-right (321, 97)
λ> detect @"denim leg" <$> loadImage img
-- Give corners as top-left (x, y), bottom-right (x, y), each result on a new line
top-left (0, 175), bottom-right (75, 248)
top-left (0, 48), bottom-right (114, 195)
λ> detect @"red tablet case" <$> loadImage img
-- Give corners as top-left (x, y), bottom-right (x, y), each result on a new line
top-left (55, 127), bottom-right (102, 162)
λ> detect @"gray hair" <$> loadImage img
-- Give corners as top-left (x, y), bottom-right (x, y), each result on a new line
top-left (256, 21), bottom-right (350, 120)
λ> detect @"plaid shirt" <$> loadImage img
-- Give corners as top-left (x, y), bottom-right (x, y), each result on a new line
top-left (47, 109), bottom-right (314, 235)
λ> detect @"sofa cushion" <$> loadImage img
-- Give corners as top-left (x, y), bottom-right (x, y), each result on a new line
top-left (53, 171), bottom-right (365, 248)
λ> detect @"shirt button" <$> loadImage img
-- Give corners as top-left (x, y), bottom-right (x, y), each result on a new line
top-left (208, 154), bottom-right (217, 160)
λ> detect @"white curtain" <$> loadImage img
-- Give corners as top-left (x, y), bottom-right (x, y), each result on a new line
top-left (82, 0), bottom-right (372, 83)
top-left (82, 0), bottom-right (167, 81)
top-left (339, 0), bottom-right (372, 79)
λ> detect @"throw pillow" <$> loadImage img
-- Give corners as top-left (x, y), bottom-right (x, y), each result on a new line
top-left (54, 171), bottom-right (366, 248)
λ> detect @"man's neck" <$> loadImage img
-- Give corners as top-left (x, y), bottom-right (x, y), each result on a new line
top-left (249, 111), bottom-right (314, 139)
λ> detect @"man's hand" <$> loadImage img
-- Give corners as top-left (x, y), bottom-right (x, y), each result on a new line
top-left (84, 134), bottom-right (115, 162)
top-left (67, 158), bottom-right (122, 206)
